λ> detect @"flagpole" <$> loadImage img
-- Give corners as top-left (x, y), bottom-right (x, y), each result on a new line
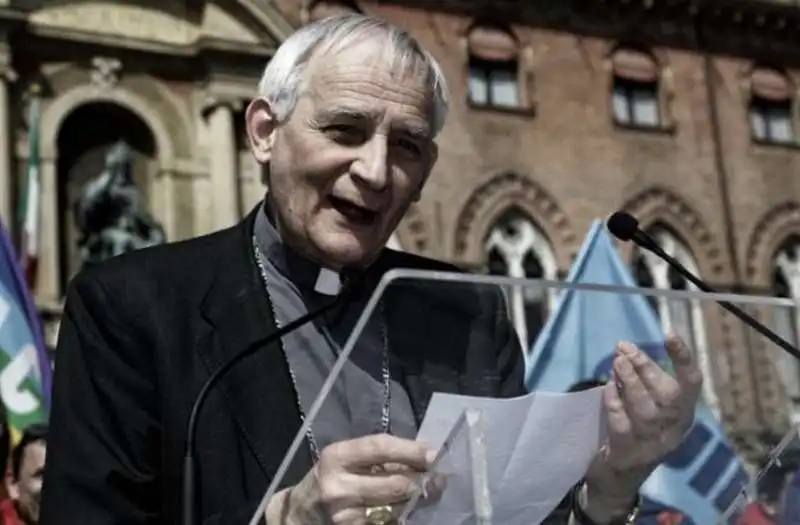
top-left (20, 83), bottom-right (41, 292)
top-left (15, 81), bottom-right (52, 409)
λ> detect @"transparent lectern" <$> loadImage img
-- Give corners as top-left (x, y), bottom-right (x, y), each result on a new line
top-left (245, 270), bottom-right (800, 525)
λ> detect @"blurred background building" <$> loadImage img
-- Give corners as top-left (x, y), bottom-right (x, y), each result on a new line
top-left (2, 0), bottom-right (800, 464)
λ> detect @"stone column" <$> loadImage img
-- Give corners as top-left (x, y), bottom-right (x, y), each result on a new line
top-left (206, 101), bottom-right (239, 231)
top-left (0, 52), bottom-right (14, 229)
top-left (151, 162), bottom-right (176, 241)
top-left (38, 156), bottom-right (60, 306)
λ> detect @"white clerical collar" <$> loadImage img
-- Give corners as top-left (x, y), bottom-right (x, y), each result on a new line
top-left (314, 267), bottom-right (342, 296)
top-left (255, 201), bottom-right (348, 296)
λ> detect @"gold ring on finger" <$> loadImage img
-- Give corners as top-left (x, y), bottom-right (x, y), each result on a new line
top-left (365, 504), bottom-right (394, 525)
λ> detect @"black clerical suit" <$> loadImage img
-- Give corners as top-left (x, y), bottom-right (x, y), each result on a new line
top-left (40, 206), bottom-right (570, 524)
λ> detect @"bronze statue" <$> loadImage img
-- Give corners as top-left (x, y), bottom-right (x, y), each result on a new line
top-left (73, 140), bottom-right (165, 266)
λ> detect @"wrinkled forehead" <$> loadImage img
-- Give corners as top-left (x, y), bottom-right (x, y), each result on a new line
top-left (303, 35), bottom-right (436, 123)
top-left (308, 31), bottom-right (432, 85)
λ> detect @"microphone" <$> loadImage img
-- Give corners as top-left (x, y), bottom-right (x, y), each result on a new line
top-left (607, 211), bottom-right (800, 362)
top-left (181, 274), bottom-right (365, 525)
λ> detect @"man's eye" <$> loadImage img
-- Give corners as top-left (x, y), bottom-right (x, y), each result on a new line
top-left (393, 138), bottom-right (422, 156)
top-left (325, 125), bottom-right (363, 143)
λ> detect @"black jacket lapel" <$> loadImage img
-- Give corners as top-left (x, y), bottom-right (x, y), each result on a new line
top-left (197, 209), bottom-right (313, 488)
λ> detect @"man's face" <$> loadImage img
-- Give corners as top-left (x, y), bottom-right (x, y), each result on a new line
top-left (246, 38), bottom-right (438, 269)
top-left (8, 440), bottom-right (46, 524)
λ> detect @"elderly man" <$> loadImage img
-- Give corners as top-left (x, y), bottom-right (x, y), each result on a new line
top-left (40, 13), bottom-right (702, 525)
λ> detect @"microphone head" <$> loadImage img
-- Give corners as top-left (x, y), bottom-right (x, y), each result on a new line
top-left (606, 211), bottom-right (640, 242)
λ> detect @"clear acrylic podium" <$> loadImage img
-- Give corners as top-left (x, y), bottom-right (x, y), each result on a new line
top-left (245, 270), bottom-right (800, 525)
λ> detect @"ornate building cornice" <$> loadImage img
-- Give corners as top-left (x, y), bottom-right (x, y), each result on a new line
top-left (373, 0), bottom-right (800, 63)
top-left (6, 0), bottom-right (291, 61)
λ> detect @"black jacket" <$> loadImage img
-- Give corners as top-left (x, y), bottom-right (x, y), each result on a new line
top-left (41, 206), bottom-right (568, 524)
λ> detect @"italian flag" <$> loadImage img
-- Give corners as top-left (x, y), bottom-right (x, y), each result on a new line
top-left (19, 88), bottom-right (41, 290)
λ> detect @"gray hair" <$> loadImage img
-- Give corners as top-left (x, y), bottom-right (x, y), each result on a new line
top-left (257, 13), bottom-right (450, 136)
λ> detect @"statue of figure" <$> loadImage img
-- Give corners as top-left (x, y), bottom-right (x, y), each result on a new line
top-left (73, 140), bottom-right (165, 267)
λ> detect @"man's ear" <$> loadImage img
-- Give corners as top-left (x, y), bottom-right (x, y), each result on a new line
top-left (245, 97), bottom-right (278, 164)
top-left (412, 142), bottom-right (438, 202)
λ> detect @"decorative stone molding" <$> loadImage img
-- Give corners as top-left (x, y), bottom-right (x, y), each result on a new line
top-left (741, 202), bottom-right (800, 435)
top-left (41, 82), bottom-right (177, 160)
top-left (453, 172), bottom-right (575, 267)
top-left (159, 157), bottom-right (205, 180)
top-left (202, 3), bottom-right (261, 45)
top-left (1, 67), bottom-right (16, 83)
top-left (0, 45), bottom-right (15, 83)
top-left (745, 201), bottom-right (800, 285)
top-left (202, 93), bottom-right (244, 116)
top-left (620, 187), bottom-right (760, 429)
top-left (40, 67), bottom-right (195, 160)
top-left (29, 3), bottom-right (198, 46)
top-left (620, 186), bottom-right (726, 277)
top-left (89, 56), bottom-right (122, 90)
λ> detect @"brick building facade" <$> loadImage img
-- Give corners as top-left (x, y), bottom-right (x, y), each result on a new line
top-left (279, 0), bottom-right (800, 460)
top-left (0, 0), bottom-right (799, 462)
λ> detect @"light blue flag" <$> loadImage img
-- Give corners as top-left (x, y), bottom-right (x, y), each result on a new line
top-left (525, 220), bottom-right (748, 525)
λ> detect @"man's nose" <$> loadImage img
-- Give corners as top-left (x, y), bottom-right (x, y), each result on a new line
top-left (351, 136), bottom-right (389, 191)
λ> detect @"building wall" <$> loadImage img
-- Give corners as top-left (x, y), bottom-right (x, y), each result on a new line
top-left (2, 0), bottom-right (798, 457)
top-left (272, 1), bottom-right (800, 454)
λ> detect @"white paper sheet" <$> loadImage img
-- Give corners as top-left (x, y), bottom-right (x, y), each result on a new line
top-left (403, 387), bottom-right (607, 525)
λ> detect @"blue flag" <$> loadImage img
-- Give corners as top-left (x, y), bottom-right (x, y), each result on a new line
top-left (525, 220), bottom-right (748, 525)
top-left (0, 218), bottom-right (51, 443)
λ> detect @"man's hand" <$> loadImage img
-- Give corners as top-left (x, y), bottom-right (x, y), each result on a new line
top-left (581, 334), bottom-right (702, 523)
top-left (266, 434), bottom-right (443, 524)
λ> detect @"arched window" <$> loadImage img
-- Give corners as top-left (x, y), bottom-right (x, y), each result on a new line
top-left (632, 225), bottom-right (717, 411)
top-left (770, 236), bottom-right (800, 414)
top-left (484, 209), bottom-right (557, 348)
top-left (611, 48), bottom-right (661, 128)
top-left (467, 24), bottom-right (520, 109)
top-left (749, 67), bottom-right (794, 144)
top-left (57, 102), bottom-right (160, 293)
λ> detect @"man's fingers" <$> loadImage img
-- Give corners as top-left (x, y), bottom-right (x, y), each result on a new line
top-left (665, 334), bottom-right (703, 401)
top-left (329, 434), bottom-right (431, 472)
top-left (420, 473), bottom-right (447, 504)
top-left (347, 471), bottom-right (425, 506)
top-left (620, 341), bottom-right (673, 396)
top-left (614, 346), bottom-right (660, 431)
top-left (374, 467), bottom-right (447, 503)
top-left (604, 376), bottom-right (635, 446)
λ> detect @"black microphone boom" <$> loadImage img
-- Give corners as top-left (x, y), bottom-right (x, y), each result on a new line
top-left (607, 211), bottom-right (800, 362)
top-left (182, 279), bottom-right (362, 525)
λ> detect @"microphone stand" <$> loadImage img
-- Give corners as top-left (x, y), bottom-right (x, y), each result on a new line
top-left (633, 229), bottom-right (800, 361)
top-left (181, 283), bottom-right (359, 525)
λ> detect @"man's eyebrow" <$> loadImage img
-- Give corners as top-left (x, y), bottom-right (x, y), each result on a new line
top-left (316, 105), bottom-right (374, 121)
top-left (395, 122), bottom-right (431, 141)
top-left (315, 104), bottom-right (432, 139)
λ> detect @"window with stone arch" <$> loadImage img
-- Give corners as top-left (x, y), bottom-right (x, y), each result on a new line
top-left (749, 66), bottom-right (794, 145)
top-left (632, 224), bottom-right (717, 411)
top-left (611, 47), bottom-right (662, 128)
top-left (484, 209), bottom-right (558, 349)
top-left (466, 23), bottom-right (521, 110)
top-left (769, 235), bottom-right (800, 414)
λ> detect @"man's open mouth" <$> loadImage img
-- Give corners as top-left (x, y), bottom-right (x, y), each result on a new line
top-left (329, 196), bottom-right (378, 225)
